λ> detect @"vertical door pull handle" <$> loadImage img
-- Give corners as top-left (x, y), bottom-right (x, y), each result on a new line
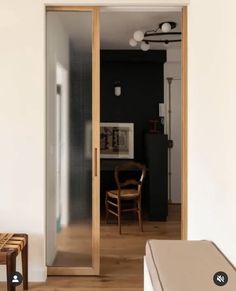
top-left (95, 148), bottom-right (98, 177)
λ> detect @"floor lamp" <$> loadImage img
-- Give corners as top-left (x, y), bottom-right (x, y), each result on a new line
top-left (167, 77), bottom-right (173, 204)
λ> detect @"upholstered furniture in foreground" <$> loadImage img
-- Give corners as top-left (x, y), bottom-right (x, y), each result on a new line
top-left (0, 233), bottom-right (28, 291)
top-left (144, 240), bottom-right (236, 291)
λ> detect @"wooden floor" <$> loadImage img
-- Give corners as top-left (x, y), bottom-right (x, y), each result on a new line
top-left (52, 222), bottom-right (92, 267)
top-left (0, 205), bottom-right (180, 291)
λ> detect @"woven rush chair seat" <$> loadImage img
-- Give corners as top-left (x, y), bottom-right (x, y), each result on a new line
top-left (0, 233), bottom-right (28, 291)
top-left (107, 188), bottom-right (140, 199)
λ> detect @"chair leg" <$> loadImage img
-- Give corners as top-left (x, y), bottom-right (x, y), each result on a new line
top-left (6, 251), bottom-right (17, 291)
top-left (105, 192), bottom-right (109, 224)
top-left (22, 235), bottom-right (28, 290)
top-left (137, 199), bottom-right (143, 232)
top-left (118, 199), bottom-right (121, 234)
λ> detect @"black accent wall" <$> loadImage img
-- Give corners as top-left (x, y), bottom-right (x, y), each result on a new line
top-left (101, 50), bottom-right (166, 163)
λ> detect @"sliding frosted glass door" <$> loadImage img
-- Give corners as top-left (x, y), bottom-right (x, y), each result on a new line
top-left (46, 7), bottom-right (100, 275)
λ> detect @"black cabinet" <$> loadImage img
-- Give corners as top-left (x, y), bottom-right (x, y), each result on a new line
top-left (145, 134), bottom-right (168, 221)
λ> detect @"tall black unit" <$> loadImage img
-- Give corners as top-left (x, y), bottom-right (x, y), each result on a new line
top-left (145, 134), bottom-right (168, 221)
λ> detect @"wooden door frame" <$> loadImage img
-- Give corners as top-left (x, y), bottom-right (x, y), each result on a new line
top-left (97, 5), bottom-right (188, 240)
top-left (45, 3), bottom-right (188, 275)
top-left (46, 6), bottom-right (100, 276)
top-left (181, 6), bottom-right (188, 240)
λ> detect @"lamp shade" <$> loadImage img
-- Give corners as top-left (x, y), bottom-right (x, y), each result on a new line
top-left (140, 41), bottom-right (150, 51)
top-left (114, 82), bottom-right (121, 96)
top-left (129, 38), bottom-right (137, 47)
top-left (133, 30), bottom-right (144, 42)
top-left (161, 22), bottom-right (172, 33)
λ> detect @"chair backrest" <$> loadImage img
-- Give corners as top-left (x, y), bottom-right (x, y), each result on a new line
top-left (114, 161), bottom-right (146, 193)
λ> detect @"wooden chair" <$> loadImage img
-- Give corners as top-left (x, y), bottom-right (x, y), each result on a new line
top-left (105, 161), bottom-right (146, 234)
top-left (0, 233), bottom-right (28, 291)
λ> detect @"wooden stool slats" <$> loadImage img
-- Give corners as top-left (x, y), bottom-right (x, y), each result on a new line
top-left (7, 240), bottom-right (24, 248)
top-left (5, 239), bottom-right (26, 253)
top-left (0, 233), bottom-right (14, 241)
top-left (1, 235), bottom-right (27, 255)
top-left (0, 234), bottom-right (14, 250)
top-left (4, 245), bottom-right (21, 254)
top-left (11, 237), bottom-right (26, 242)
top-left (0, 233), bottom-right (28, 291)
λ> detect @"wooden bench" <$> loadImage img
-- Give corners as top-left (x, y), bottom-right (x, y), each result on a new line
top-left (0, 233), bottom-right (28, 291)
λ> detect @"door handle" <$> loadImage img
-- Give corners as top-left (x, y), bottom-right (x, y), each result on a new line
top-left (95, 148), bottom-right (98, 177)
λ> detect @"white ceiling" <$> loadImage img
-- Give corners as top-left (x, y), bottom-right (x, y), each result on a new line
top-left (55, 11), bottom-right (181, 51)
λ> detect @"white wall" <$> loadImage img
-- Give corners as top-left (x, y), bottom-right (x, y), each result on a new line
top-left (164, 47), bottom-right (181, 203)
top-left (1, 0), bottom-right (236, 282)
top-left (0, 1), bottom-right (46, 282)
top-left (187, 0), bottom-right (236, 265)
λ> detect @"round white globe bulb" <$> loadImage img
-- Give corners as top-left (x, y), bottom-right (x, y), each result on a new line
top-left (133, 30), bottom-right (144, 42)
top-left (140, 41), bottom-right (150, 51)
top-left (129, 38), bottom-right (137, 47)
top-left (163, 40), bottom-right (169, 47)
top-left (161, 22), bottom-right (171, 33)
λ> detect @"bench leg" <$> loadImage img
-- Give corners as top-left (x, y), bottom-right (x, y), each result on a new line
top-left (22, 235), bottom-right (28, 290)
top-left (6, 251), bottom-right (16, 291)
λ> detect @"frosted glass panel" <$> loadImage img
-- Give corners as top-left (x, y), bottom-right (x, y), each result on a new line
top-left (46, 10), bottom-right (93, 267)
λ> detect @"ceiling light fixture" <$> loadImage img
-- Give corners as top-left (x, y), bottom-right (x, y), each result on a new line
top-left (129, 38), bottom-right (137, 47)
top-left (133, 30), bottom-right (144, 42)
top-left (129, 21), bottom-right (181, 51)
top-left (140, 41), bottom-right (150, 51)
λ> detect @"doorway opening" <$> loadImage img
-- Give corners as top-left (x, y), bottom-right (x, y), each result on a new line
top-left (45, 5), bottom-right (187, 277)
top-left (100, 9), bottom-right (182, 230)
top-left (99, 8), bottom-right (183, 275)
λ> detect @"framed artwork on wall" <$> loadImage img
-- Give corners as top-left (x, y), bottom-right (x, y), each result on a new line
top-left (100, 122), bottom-right (134, 159)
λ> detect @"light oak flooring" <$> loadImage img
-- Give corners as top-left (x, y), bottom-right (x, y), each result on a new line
top-left (0, 205), bottom-right (180, 291)
top-left (52, 222), bottom-right (92, 267)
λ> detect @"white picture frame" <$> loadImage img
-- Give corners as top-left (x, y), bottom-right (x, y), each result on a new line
top-left (100, 122), bottom-right (134, 159)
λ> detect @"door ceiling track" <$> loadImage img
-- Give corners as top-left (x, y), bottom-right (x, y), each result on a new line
top-left (100, 6), bottom-right (183, 12)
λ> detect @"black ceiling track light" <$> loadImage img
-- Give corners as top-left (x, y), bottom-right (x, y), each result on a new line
top-left (129, 21), bottom-right (182, 51)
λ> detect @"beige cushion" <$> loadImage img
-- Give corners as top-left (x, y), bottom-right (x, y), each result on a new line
top-left (107, 189), bottom-right (139, 199)
top-left (145, 240), bottom-right (236, 291)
